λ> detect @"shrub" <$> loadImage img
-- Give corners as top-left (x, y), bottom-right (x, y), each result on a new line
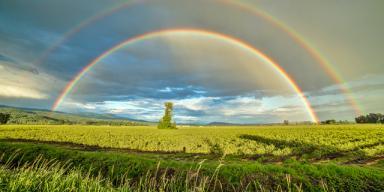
top-left (0, 113), bottom-right (10, 124)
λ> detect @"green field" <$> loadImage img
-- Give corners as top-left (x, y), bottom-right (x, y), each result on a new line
top-left (0, 124), bottom-right (383, 191)
top-left (1, 124), bottom-right (383, 158)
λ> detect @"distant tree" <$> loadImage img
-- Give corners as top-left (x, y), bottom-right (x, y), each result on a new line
top-left (355, 115), bottom-right (366, 123)
top-left (338, 120), bottom-right (351, 124)
top-left (355, 113), bottom-right (384, 124)
top-left (0, 113), bottom-right (10, 124)
top-left (283, 120), bottom-right (289, 125)
top-left (321, 119), bottom-right (337, 124)
top-left (158, 102), bottom-right (176, 129)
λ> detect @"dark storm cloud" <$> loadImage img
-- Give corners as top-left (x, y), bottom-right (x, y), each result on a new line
top-left (2, 0), bottom-right (333, 88)
top-left (0, 54), bottom-right (39, 74)
top-left (0, 0), bottom-right (114, 32)
top-left (0, 0), bottom-right (117, 66)
top-left (0, 54), bottom-right (14, 63)
top-left (248, 0), bottom-right (384, 78)
top-left (67, 40), bottom-right (279, 103)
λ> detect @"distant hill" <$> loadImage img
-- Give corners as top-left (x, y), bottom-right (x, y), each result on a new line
top-left (207, 122), bottom-right (238, 126)
top-left (0, 105), bottom-right (148, 125)
top-left (64, 111), bottom-right (149, 123)
top-left (207, 122), bottom-right (272, 126)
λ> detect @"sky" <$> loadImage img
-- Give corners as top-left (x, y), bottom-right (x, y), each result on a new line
top-left (0, 0), bottom-right (383, 124)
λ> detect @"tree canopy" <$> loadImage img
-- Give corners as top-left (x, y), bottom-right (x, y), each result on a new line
top-left (158, 102), bottom-right (176, 129)
top-left (355, 113), bottom-right (384, 124)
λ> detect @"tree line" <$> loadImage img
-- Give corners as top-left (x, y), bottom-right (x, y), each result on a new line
top-left (304, 113), bottom-right (384, 125)
top-left (355, 113), bottom-right (384, 124)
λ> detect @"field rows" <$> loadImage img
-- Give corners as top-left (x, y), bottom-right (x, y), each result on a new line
top-left (0, 125), bottom-right (383, 159)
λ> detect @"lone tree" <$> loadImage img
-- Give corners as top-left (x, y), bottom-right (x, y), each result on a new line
top-left (0, 113), bottom-right (10, 124)
top-left (158, 102), bottom-right (176, 129)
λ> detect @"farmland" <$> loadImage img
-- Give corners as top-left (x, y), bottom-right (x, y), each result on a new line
top-left (0, 124), bottom-right (383, 191)
top-left (0, 124), bottom-right (383, 160)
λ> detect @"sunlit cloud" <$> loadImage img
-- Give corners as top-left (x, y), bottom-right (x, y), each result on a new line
top-left (0, 58), bottom-right (61, 100)
top-left (0, 84), bottom-right (47, 99)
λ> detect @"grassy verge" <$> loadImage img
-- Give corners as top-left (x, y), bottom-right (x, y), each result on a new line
top-left (0, 141), bottom-right (383, 191)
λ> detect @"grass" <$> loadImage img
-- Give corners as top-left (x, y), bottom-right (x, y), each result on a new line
top-left (0, 124), bottom-right (383, 191)
top-left (0, 139), bottom-right (383, 191)
top-left (0, 153), bottom-right (323, 192)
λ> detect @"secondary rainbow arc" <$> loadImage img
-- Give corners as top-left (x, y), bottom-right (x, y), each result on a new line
top-left (32, 0), bottom-right (142, 67)
top-left (51, 29), bottom-right (320, 123)
top-left (225, 0), bottom-right (362, 115)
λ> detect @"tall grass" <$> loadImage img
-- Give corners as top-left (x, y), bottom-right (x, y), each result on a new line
top-left (0, 152), bottom-right (310, 192)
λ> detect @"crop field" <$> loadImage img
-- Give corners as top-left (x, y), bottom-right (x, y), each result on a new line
top-left (0, 124), bottom-right (383, 191)
top-left (0, 124), bottom-right (383, 159)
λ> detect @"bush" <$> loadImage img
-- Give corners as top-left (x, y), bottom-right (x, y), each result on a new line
top-left (0, 113), bottom-right (10, 124)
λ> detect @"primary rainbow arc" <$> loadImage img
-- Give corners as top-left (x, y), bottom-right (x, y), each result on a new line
top-left (51, 28), bottom-right (320, 123)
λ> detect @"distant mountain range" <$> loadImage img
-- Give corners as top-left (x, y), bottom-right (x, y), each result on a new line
top-left (0, 105), bottom-right (149, 125)
top-left (206, 122), bottom-right (265, 126)
top-left (206, 122), bottom-right (238, 126)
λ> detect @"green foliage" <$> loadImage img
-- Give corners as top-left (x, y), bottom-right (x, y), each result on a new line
top-left (158, 102), bottom-right (176, 129)
top-left (0, 124), bottom-right (383, 192)
top-left (0, 142), bottom-right (383, 191)
top-left (356, 113), bottom-right (384, 124)
top-left (320, 119), bottom-right (352, 125)
top-left (0, 124), bottom-right (383, 190)
top-left (0, 113), bottom-right (10, 124)
top-left (0, 151), bottom-right (214, 192)
top-left (321, 119), bottom-right (337, 124)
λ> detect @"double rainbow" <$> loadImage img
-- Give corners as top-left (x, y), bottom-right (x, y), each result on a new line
top-left (43, 0), bottom-right (362, 122)
top-left (51, 29), bottom-right (319, 123)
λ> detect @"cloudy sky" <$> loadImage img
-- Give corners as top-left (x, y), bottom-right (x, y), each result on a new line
top-left (1, 0), bottom-right (383, 123)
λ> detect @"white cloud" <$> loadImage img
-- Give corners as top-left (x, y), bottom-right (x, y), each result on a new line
top-left (62, 101), bottom-right (97, 110)
top-left (59, 94), bottom-right (310, 123)
top-left (158, 86), bottom-right (185, 93)
top-left (173, 115), bottom-right (198, 122)
top-left (173, 97), bottom-right (218, 111)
